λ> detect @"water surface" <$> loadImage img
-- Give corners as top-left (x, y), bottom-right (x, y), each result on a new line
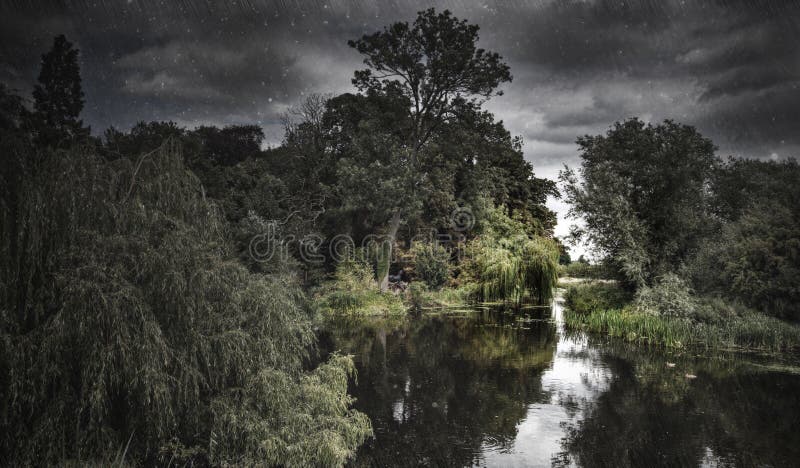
top-left (317, 295), bottom-right (800, 467)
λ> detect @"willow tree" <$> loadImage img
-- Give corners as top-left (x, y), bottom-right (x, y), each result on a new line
top-left (345, 8), bottom-right (512, 290)
top-left (463, 201), bottom-right (559, 305)
top-left (0, 141), bottom-right (370, 465)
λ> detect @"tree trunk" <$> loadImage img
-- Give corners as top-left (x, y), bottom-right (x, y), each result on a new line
top-left (378, 210), bottom-right (402, 292)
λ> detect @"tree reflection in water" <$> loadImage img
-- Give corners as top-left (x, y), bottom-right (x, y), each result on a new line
top-left (317, 301), bottom-right (800, 467)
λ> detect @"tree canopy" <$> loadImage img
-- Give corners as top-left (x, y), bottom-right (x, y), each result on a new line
top-left (29, 34), bottom-right (89, 146)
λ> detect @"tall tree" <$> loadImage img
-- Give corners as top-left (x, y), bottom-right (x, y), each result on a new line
top-left (347, 8), bottom-right (512, 290)
top-left (561, 118), bottom-right (719, 287)
top-left (30, 35), bottom-right (88, 146)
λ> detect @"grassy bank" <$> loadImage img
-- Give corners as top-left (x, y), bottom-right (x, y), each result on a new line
top-left (408, 283), bottom-right (475, 310)
top-left (313, 260), bottom-right (407, 315)
top-left (562, 281), bottom-right (800, 352)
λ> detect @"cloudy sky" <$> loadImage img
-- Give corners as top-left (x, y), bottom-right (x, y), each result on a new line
top-left (2, 0), bottom-right (798, 254)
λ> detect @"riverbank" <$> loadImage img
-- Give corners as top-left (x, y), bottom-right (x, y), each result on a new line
top-left (562, 280), bottom-right (800, 352)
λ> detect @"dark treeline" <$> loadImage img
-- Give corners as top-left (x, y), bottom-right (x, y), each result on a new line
top-left (0, 9), bottom-right (560, 466)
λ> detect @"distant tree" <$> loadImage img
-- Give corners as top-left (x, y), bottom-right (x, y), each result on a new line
top-left (0, 83), bottom-right (26, 131)
top-left (561, 118), bottom-right (719, 287)
top-left (194, 124), bottom-right (264, 166)
top-left (555, 238), bottom-right (571, 265)
top-left (103, 121), bottom-right (187, 159)
top-left (345, 8), bottom-right (512, 290)
top-left (29, 35), bottom-right (89, 146)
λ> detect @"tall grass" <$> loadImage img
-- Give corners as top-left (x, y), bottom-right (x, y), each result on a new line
top-left (563, 282), bottom-right (800, 352)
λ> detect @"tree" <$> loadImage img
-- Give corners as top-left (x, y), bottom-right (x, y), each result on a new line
top-left (690, 159), bottom-right (800, 319)
top-left (0, 142), bottom-right (370, 465)
top-left (556, 238), bottom-right (572, 265)
top-left (194, 124), bottom-right (264, 167)
top-left (29, 35), bottom-right (88, 146)
top-left (561, 119), bottom-right (719, 287)
top-left (346, 8), bottom-right (512, 290)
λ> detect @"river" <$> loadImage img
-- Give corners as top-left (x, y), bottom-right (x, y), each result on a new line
top-left (317, 290), bottom-right (800, 467)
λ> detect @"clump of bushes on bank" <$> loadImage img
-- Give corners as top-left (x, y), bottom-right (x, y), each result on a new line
top-left (314, 256), bottom-right (406, 315)
top-left (559, 119), bottom-right (800, 351)
top-left (563, 281), bottom-right (800, 352)
top-left (411, 241), bottom-right (451, 289)
top-left (558, 260), bottom-right (615, 279)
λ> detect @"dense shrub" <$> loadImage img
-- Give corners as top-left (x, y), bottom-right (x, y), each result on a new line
top-left (314, 256), bottom-right (405, 315)
top-left (0, 143), bottom-right (370, 465)
top-left (563, 281), bottom-right (633, 315)
top-left (411, 241), bottom-right (450, 289)
top-left (634, 273), bottom-right (698, 319)
top-left (689, 201), bottom-right (800, 320)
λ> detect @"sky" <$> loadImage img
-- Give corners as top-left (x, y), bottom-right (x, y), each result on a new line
top-left (2, 0), bottom-right (799, 257)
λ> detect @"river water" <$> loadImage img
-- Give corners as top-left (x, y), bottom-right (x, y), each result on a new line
top-left (317, 292), bottom-right (800, 467)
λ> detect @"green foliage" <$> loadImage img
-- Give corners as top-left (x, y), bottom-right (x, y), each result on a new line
top-left (315, 256), bottom-right (406, 316)
top-left (561, 118), bottom-right (719, 287)
top-left (561, 118), bottom-right (800, 337)
top-left (210, 354), bottom-right (372, 466)
top-left (463, 204), bottom-right (559, 304)
top-left (689, 177), bottom-right (800, 320)
top-left (411, 241), bottom-right (451, 289)
top-left (633, 273), bottom-right (698, 320)
top-left (0, 143), bottom-right (369, 465)
top-left (563, 282), bottom-right (800, 351)
top-left (558, 261), bottom-right (614, 279)
top-left (556, 238), bottom-right (571, 265)
top-left (335, 8), bottom-right (523, 288)
top-left (408, 282), bottom-right (474, 310)
top-left (563, 281), bottom-right (632, 315)
top-left (349, 8), bottom-right (511, 115)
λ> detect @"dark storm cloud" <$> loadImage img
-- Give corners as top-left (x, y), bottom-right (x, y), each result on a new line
top-left (2, 0), bottom-right (799, 246)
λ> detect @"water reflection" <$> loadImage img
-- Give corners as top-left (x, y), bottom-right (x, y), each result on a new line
top-left (317, 297), bottom-right (800, 467)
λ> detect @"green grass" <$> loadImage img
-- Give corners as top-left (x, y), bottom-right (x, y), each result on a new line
top-left (408, 283), bottom-right (475, 309)
top-left (315, 284), bottom-right (406, 316)
top-left (562, 282), bottom-right (800, 352)
top-left (313, 259), bottom-right (407, 316)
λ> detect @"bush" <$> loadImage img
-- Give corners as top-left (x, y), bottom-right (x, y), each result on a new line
top-left (634, 273), bottom-right (698, 319)
top-left (563, 281), bottom-right (632, 315)
top-left (689, 201), bottom-right (800, 320)
top-left (411, 241), bottom-right (451, 289)
top-left (315, 256), bottom-right (406, 315)
top-left (563, 282), bottom-right (800, 351)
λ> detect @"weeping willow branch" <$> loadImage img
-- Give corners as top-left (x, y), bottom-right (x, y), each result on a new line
top-left (0, 143), bottom-right (370, 466)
